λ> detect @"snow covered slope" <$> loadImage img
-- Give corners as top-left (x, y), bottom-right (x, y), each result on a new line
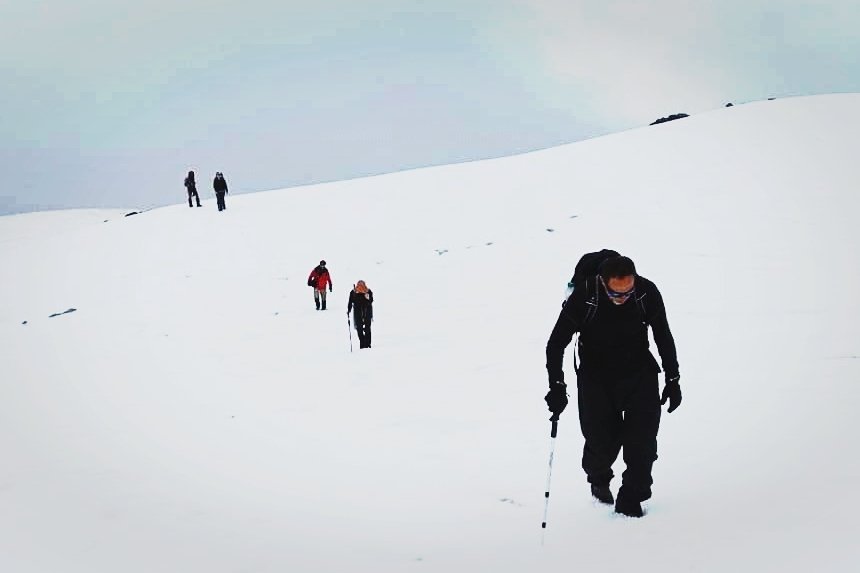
top-left (1, 94), bottom-right (858, 572)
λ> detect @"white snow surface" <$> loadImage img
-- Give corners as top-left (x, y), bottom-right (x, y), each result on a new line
top-left (2, 94), bottom-right (859, 572)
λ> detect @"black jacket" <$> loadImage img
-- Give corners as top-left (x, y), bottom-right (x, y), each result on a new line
top-left (213, 176), bottom-right (228, 193)
top-left (546, 275), bottom-right (678, 383)
top-left (348, 289), bottom-right (374, 320)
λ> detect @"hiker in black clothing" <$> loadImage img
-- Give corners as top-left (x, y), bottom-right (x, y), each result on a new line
top-left (184, 170), bottom-right (201, 207)
top-left (213, 172), bottom-right (228, 211)
top-left (348, 280), bottom-right (374, 348)
top-left (545, 255), bottom-right (681, 518)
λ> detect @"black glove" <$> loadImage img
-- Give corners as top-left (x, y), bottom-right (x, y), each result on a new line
top-left (661, 375), bottom-right (682, 413)
top-left (545, 381), bottom-right (568, 421)
top-left (329, 286), bottom-right (333, 292)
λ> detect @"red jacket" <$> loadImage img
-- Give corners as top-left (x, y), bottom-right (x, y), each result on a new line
top-left (308, 266), bottom-right (332, 290)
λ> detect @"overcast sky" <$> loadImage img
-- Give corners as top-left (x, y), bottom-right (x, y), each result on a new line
top-left (2, 0), bottom-right (858, 214)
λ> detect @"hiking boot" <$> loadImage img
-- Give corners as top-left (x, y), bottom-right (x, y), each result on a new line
top-left (591, 484), bottom-right (614, 505)
top-left (614, 489), bottom-right (644, 518)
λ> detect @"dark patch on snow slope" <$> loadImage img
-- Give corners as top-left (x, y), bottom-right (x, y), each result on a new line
top-left (48, 308), bottom-right (77, 318)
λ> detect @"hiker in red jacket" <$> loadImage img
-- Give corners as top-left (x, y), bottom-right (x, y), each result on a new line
top-left (307, 260), bottom-right (333, 310)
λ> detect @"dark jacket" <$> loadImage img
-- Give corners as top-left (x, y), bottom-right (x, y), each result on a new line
top-left (546, 275), bottom-right (678, 383)
top-left (213, 175), bottom-right (228, 193)
top-left (184, 174), bottom-right (196, 191)
top-left (348, 289), bottom-right (374, 321)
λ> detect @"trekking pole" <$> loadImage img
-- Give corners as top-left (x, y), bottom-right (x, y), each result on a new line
top-left (541, 419), bottom-right (559, 540)
top-left (347, 315), bottom-right (353, 353)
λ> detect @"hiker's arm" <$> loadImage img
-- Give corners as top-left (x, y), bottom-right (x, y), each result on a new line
top-left (649, 286), bottom-right (679, 378)
top-left (546, 304), bottom-right (580, 384)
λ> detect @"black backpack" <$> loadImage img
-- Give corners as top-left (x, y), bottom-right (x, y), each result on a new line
top-left (563, 249), bottom-right (619, 306)
top-left (564, 249), bottom-right (648, 325)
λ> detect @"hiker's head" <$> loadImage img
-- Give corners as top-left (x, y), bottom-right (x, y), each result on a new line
top-left (355, 280), bottom-right (368, 293)
top-left (319, 260), bottom-right (326, 267)
top-left (599, 256), bottom-right (636, 305)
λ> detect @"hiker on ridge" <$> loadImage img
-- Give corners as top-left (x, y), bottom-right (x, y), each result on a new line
top-left (213, 172), bottom-right (228, 212)
top-left (184, 170), bottom-right (201, 208)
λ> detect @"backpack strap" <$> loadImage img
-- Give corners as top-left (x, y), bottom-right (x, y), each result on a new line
top-left (573, 276), bottom-right (600, 374)
top-left (633, 276), bottom-right (648, 324)
top-left (582, 276), bottom-right (600, 325)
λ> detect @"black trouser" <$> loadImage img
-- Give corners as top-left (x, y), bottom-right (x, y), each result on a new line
top-left (187, 188), bottom-right (201, 207)
top-left (576, 366), bottom-right (660, 499)
top-left (353, 309), bottom-right (372, 348)
top-left (216, 191), bottom-right (226, 211)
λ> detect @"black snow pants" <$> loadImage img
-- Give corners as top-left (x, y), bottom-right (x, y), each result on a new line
top-left (216, 191), bottom-right (226, 211)
top-left (187, 187), bottom-right (201, 207)
top-left (353, 308), bottom-right (372, 348)
top-left (576, 366), bottom-right (661, 500)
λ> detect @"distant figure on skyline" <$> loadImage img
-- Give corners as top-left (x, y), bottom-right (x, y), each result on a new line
top-left (213, 172), bottom-right (228, 212)
top-left (348, 280), bottom-right (374, 349)
top-left (184, 171), bottom-right (201, 208)
top-left (307, 260), bottom-right (333, 310)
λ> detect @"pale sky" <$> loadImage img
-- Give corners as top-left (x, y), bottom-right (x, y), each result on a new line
top-left (2, 0), bottom-right (858, 214)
